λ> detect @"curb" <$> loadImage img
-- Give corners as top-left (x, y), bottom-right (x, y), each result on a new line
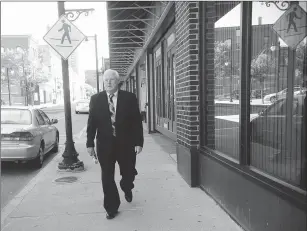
top-left (1, 147), bottom-right (64, 228)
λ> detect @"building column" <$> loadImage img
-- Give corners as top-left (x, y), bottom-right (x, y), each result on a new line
top-left (175, 1), bottom-right (200, 187)
top-left (146, 49), bottom-right (155, 133)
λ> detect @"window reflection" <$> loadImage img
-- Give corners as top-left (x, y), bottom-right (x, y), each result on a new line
top-left (250, 1), bottom-right (306, 189)
top-left (206, 2), bottom-right (241, 159)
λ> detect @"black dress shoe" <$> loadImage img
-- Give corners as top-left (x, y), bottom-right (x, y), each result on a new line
top-left (125, 191), bottom-right (133, 203)
top-left (106, 211), bottom-right (118, 220)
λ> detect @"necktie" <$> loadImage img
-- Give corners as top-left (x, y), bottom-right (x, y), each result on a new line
top-left (109, 94), bottom-right (116, 136)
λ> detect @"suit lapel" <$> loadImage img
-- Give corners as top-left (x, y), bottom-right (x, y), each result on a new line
top-left (100, 91), bottom-right (109, 114)
top-left (98, 91), bottom-right (112, 126)
top-left (115, 90), bottom-right (123, 124)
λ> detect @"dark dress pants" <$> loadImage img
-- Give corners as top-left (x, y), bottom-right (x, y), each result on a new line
top-left (98, 137), bottom-right (137, 214)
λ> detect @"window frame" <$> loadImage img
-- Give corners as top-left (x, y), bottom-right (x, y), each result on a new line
top-left (199, 1), bottom-right (306, 209)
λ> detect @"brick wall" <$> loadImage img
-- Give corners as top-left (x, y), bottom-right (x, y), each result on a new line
top-left (175, 2), bottom-right (200, 149)
top-left (203, 2), bottom-right (216, 149)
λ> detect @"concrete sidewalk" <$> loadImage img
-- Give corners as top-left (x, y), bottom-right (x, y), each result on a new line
top-left (1, 131), bottom-right (243, 231)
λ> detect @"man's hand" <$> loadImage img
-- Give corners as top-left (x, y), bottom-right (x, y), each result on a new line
top-left (87, 147), bottom-right (96, 156)
top-left (135, 146), bottom-right (142, 155)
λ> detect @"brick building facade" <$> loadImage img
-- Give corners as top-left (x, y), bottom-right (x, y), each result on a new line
top-left (106, 2), bottom-right (307, 230)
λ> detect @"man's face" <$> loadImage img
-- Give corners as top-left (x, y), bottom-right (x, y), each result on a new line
top-left (104, 74), bottom-right (119, 93)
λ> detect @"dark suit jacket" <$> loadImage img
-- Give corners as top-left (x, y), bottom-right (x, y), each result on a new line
top-left (86, 90), bottom-right (144, 157)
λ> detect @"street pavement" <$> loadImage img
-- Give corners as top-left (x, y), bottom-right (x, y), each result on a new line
top-left (1, 103), bottom-right (89, 209)
top-left (1, 126), bottom-right (243, 231)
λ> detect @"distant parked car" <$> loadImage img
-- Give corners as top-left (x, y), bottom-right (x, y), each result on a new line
top-left (75, 99), bottom-right (90, 114)
top-left (263, 86), bottom-right (302, 103)
top-left (251, 89), bottom-right (270, 99)
top-left (251, 94), bottom-right (305, 154)
top-left (1, 106), bottom-right (59, 168)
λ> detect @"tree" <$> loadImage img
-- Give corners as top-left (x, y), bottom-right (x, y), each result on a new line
top-left (251, 53), bottom-right (276, 103)
top-left (1, 48), bottom-right (49, 104)
top-left (214, 40), bottom-right (240, 100)
top-left (295, 40), bottom-right (307, 85)
top-left (214, 41), bottom-right (232, 79)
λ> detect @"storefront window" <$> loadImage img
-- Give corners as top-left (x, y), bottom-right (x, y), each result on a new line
top-left (205, 1), bottom-right (241, 160)
top-left (250, 2), bottom-right (306, 189)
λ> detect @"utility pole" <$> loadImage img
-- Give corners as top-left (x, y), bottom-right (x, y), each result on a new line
top-left (57, 1), bottom-right (84, 171)
top-left (101, 57), bottom-right (105, 91)
top-left (230, 38), bottom-right (233, 102)
top-left (94, 34), bottom-right (99, 93)
top-left (22, 53), bottom-right (29, 106)
top-left (6, 68), bottom-right (12, 106)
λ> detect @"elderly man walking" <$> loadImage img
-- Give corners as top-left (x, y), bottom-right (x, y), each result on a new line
top-left (86, 69), bottom-right (144, 219)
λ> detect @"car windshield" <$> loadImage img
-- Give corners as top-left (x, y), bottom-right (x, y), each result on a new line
top-left (1, 109), bottom-right (32, 125)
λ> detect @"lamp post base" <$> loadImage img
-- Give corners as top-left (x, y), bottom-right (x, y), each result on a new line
top-left (57, 142), bottom-right (84, 171)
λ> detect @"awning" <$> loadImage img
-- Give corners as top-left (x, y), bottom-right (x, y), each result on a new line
top-left (106, 1), bottom-right (171, 81)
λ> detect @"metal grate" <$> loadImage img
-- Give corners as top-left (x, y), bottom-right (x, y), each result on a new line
top-left (54, 176), bottom-right (78, 183)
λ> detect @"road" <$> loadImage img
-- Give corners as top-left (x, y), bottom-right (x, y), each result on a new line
top-left (1, 103), bottom-right (89, 209)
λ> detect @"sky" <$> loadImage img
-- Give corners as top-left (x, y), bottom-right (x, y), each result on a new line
top-left (1, 1), bottom-right (109, 71)
top-left (1, 1), bottom-right (306, 70)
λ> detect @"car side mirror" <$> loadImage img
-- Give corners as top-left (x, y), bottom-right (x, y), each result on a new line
top-left (51, 119), bottom-right (58, 124)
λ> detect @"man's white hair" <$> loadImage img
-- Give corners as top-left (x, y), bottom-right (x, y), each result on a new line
top-left (103, 69), bottom-right (120, 80)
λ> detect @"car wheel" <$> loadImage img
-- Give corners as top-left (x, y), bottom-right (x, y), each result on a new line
top-left (270, 96), bottom-right (276, 103)
top-left (75, 110), bottom-right (79, 114)
top-left (52, 134), bottom-right (59, 153)
top-left (32, 144), bottom-right (44, 169)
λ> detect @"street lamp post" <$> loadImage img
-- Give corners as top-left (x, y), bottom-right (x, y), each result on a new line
top-left (1, 67), bottom-right (13, 106)
top-left (17, 47), bottom-right (29, 106)
top-left (57, 2), bottom-right (93, 171)
top-left (7, 68), bottom-right (12, 106)
top-left (85, 35), bottom-right (100, 93)
top-left (94, 35), bottom-right (99, 93)
top-left (270, 42), bottom-right (281, 94)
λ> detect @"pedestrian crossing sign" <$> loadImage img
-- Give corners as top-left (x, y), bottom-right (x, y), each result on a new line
top-left (273, 4), bottom-right (307, 49)
top-left (43, 15), bottom-right (86, 60)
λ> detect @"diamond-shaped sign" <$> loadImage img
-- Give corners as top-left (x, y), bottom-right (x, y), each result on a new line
top-left (43, 15), bottom-right (85, 60)
top-left (273, 4), bottom-right (307, 49)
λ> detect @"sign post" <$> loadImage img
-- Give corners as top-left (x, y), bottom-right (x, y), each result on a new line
top-left (44, 2), bottom-right (85, 171)
top-left (273, 2), bottom-right (307, 158)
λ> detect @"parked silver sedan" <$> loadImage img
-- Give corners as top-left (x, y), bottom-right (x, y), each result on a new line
top-left (1, 106), bottom-right (59, 168)
top-left (75, 99), bottom-right (90, 114)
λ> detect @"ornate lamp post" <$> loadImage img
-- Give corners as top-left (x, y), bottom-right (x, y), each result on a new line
top-left (64, 8), bottom-right (94, 22)
top-left (57, 2), bottom-right (95, 171)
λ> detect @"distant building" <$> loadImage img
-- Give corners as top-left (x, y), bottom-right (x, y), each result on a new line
top-left (103, 58), bottom-right (110, 71)
top-left (84, 70), bottom-right (97, 90)
top-left (1, 35), bottom-right (41, 105)
top-left (37, 44), bottom-right (55, 104)
top-left (69, 52), bottom-right (79, 74)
